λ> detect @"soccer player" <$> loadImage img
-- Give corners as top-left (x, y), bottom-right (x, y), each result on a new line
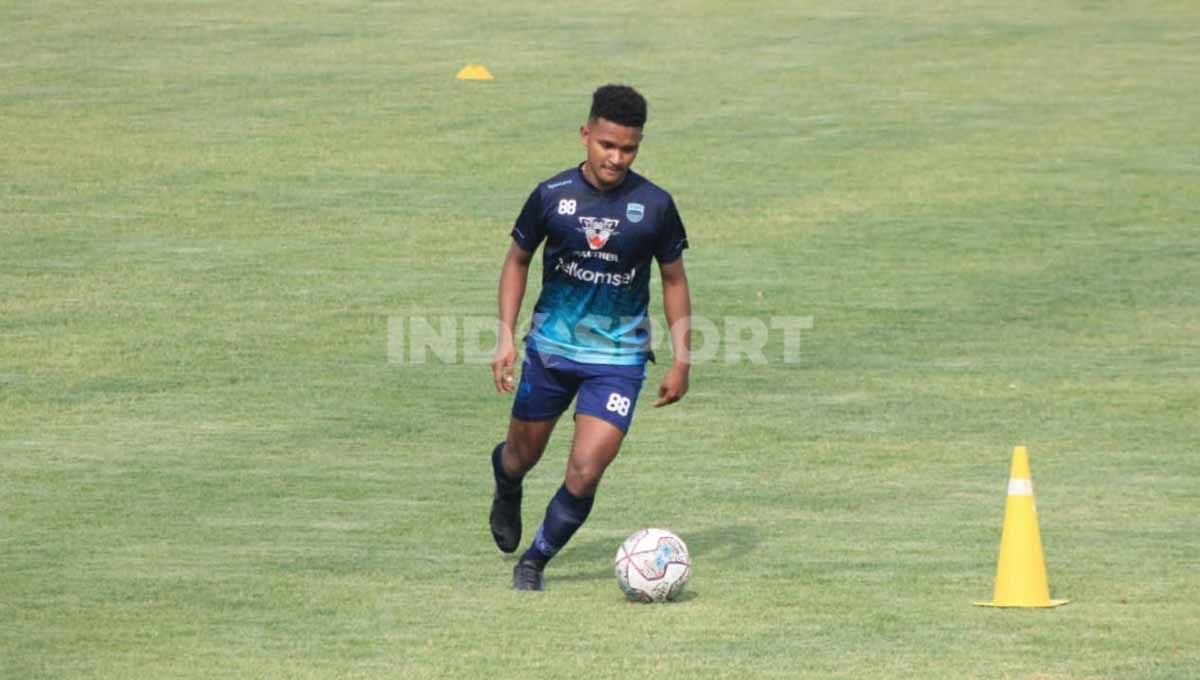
top-left (488, 84), bottom-right (692, 591)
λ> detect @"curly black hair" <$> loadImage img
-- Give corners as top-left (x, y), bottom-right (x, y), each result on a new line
top-left (589, 84), bottom-right (647, 128)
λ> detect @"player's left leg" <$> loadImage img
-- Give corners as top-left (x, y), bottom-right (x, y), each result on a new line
top-left (513, 416), bottom-right (625, 591)
top-left (563, 415), bottom-right (626, 497)
top-left (513, 368), bottom-right (643, 591)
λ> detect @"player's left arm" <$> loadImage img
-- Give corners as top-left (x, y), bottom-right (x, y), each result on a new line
top-left (654, 257), bottom-right (691, 407)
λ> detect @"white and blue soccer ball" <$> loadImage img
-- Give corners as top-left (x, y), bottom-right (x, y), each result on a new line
top-left (614, 528), bottom-right (691, 603)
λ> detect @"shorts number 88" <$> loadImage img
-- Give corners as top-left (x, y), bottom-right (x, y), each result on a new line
top-left (605, 392), bottom-right (631, 417)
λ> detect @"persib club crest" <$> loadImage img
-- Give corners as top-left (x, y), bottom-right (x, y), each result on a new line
top-left (626, 202), bottom-right (645, 223)
top-left (578, 216), bottom-right (620, 250)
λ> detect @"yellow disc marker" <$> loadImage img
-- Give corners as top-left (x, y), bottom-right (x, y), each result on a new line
top-left (456, 64), bottom-right (494, 81)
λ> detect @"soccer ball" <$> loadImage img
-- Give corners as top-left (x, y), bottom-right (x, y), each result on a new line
top-left (614, 528), bottom-right (691, 603)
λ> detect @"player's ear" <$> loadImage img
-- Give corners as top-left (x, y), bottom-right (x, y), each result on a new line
top-left (580, 124), bottom-right (589, 146)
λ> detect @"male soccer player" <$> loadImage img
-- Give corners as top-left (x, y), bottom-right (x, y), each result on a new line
top-left (488, 84), bottom-right (692, 591)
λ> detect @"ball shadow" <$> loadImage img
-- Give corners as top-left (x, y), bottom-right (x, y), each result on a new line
top-left (552, 523), bottom-right (762, 583)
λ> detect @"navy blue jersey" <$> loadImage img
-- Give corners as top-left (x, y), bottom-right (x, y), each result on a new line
top-left (511, 165), bottom-right (688, 365)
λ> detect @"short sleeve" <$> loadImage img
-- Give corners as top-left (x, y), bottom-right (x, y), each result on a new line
top-left (510, 189), bottom-right (546, 252)
top-left (654, 197), bottom-right (689, 264)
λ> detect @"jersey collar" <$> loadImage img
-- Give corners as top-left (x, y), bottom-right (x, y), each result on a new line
top-left (576, 163), bottom-right (633, 195)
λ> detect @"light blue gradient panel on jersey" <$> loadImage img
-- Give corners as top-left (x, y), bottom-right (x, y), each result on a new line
top-left (528, 266), bottom-right (652, 365)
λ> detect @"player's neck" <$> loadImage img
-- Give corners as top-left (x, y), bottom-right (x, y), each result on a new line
top-left (579, 162), bottom-right (626, 193)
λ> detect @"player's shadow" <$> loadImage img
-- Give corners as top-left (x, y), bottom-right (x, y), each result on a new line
top-left (553, 524), bottom-right (762, 584)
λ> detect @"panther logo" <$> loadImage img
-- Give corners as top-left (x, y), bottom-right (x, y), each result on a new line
top-left (578, 216), bottom-right (621, 250)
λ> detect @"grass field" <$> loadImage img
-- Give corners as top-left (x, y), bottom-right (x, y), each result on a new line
top-left (3, 1), bottom-right (1198, 678)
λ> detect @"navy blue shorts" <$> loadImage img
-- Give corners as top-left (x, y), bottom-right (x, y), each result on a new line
top-left (512, 349), bottom-right (647, 433)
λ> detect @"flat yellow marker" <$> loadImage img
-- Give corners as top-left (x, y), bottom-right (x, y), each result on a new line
top-left (456, 64), bottom-right (494, 81)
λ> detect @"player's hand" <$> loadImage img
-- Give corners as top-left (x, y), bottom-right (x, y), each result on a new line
top-left (653, 363), bottom-right (689, 407)
top-left (491, 341), bottom-right (517, 393)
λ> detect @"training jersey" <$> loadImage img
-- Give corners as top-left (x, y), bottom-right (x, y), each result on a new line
top-left (511, 165), bottom-right (688, 366)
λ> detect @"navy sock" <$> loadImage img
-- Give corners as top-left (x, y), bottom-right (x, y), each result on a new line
top-left (522, 484), bottom-right (595, 565)
top-left (491, 442), bottom-right (523, 496)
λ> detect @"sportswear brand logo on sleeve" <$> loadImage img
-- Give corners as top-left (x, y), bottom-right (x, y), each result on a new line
top-left (577, 216), bottom-right (620, 250)
top-left (547, 179), bottom-right (573, 189)
top-left (626, 203), bottom-right (644, 223)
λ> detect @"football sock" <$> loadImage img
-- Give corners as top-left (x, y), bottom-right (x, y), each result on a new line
top-left (522, 484), bottom-right (595, 565)
top-left (491, 442), bottom-right (523, 496)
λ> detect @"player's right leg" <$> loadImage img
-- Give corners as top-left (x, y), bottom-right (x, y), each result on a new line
top-left (489, 416), bottom-right (558, 553)
top-left (489, 349), bottom-right (575, 554)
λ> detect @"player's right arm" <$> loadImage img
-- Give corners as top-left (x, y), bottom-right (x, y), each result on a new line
top-left (492, 242), bottom-right (534, 393)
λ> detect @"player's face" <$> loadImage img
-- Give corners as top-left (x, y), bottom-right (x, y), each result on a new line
top-left (580, 117), bottom-right (642, 190)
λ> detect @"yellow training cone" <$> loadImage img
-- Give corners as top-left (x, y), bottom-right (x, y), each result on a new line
top-left (975, 446), bottom-right (1070, 608)
top-left (456, 64), bottom-right (494, 80)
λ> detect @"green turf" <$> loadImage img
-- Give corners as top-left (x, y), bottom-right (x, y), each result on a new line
top-left (2, 1), bottom-right (1198, 678)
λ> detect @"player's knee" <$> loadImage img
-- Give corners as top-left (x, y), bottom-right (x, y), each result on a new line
top-left (504, 438), bottom-right (546, 472)
top-left (564, 461), bottom-right (605, 497)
